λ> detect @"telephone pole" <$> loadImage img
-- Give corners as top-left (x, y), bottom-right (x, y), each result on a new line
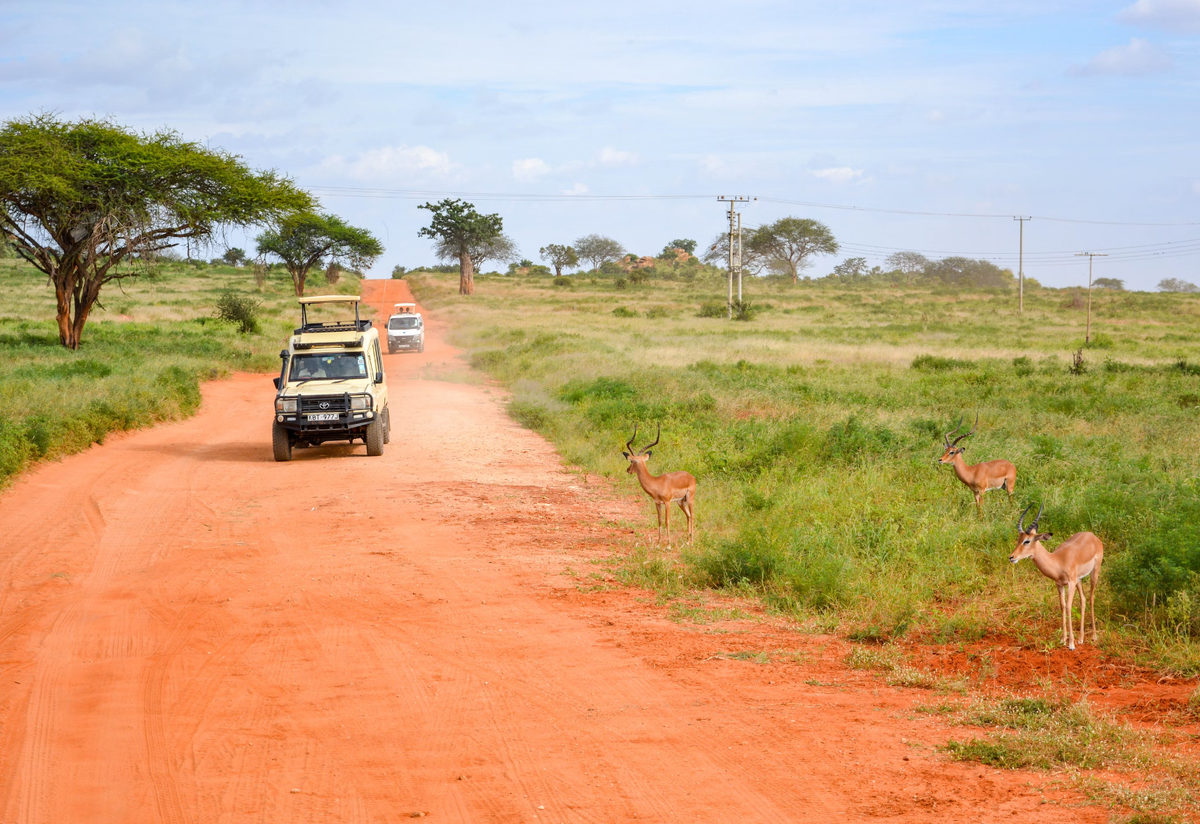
top-left (1075, 252), bottom-right (1108, 344)
top-left (1014, 216), bottom-right (1031, 313)
top-left (718, 196), bottom-right (751, 319)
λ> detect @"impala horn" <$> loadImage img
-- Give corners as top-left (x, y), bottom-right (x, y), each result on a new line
top-left (625, 424), bottom-right (639, 455)
top-left (1030, 502), bottom-right (1045, 532)
top-left (943, 415), bottom-right (964, 448)
top-left (640, 423), bottom-right (661, 455)
top-left (950, 413), bottom-right (979, 448)
top-left (1017, 503), bottom-right (1033, 532)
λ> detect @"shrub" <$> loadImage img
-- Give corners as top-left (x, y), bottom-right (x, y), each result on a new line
top-left (553, 277), bottom-right (573, 288)
top-left (911, 354), bottom-right (972, 371)
top-left (646, 306), bottom-right (670, 319)
top-left (1069, 348), bottom-right (1087, 375)
top-left (614, 277), bottom-right (628, 290)
top-left (612, 306), bottom-right (637, 318)
top-left (697, 301), bottom-right (725, 318)
top-left (1085, 332), bottom-right (1114, 349)
top-left (215, 291), bottom-right (261, 334)
top-left (731, 300), bottom-right (756, 321)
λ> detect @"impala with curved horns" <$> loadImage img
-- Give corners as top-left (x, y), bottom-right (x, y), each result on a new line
top-left (1010, 503), bottom-right (1104, 651)
top-left (938, 414), bottom-right (1016, 514)
top-left (622, 424), bottom-right (696, 547)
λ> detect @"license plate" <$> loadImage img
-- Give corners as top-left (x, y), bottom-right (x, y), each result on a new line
top-left (306, 413), bottom-right (339, 422)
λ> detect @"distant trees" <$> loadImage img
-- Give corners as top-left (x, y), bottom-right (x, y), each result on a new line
top-left (1158, 278), bottom-right (1199, 293)
top-left (574, 234), bottom-right (625, 272)
top-left (748, 218), bottom-right (839, 284)
top-left (539, 244), bottom-right (579, 276)
top-left (831, 257), bottom-right (869, 278)
top-left (663, 238), bottom-right (697, 255)
top-left (923, 257), bottom-right (1013, 288)
top-left (885, 251), bottom-right (930, 274)
top-left (1093, 277), bottom-right (1124, 290)
top-left (222, 247), bottom-right (247, 266)
top-left (702, 232), bottom-right (766, 275)
top-left (437, 232), bottom-right (518, 275)
top-left (418, 198), bottom-right (504, 295)
top-left (0, 113), bottom-right (311, 348)
top-left (257, 212), bottom-right (383, 296)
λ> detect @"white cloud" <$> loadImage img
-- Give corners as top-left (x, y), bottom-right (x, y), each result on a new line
top-left (1118, 0), bottom-right (1200, 32)
top-left (1072, 38), bottom-right (1173, 76)
top-left (323, 144), bottom-right (460, 181)
top-left (596, 147), bottom-right (638, 167)
top-left (512, 157), bottom-right (551, 181)
top-left (562, 182), bottom-right (589, 196)
top-left (812, 166), bottom-right (866, 184)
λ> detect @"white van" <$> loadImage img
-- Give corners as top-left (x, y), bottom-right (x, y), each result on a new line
top-left (386, 303), bottom-right (424, 353)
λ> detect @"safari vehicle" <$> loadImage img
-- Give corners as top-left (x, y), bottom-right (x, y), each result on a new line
top-left (386, 303), bottom-right (424, 354)
top-left (271, 295), bottom-right (390, 462)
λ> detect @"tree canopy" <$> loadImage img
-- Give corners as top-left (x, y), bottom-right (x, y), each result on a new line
top-left (665, 238), bottom-right (697, 255)
top-left (431, 231), bottom-right (518, 276)
top-left (574, 234), bottom-right (625, 272)
top-left (1158, 278), bottom-right (1199, 293)
top-left (884, 251), bottom-right (930, 274)
top-left (923, 256), bottom-right (1014, 288)
top-left (703, 230), bottom-right (766, 275)
top-left (418, 198), bottom-right (504, 295)
top-left (539, 243), bottom-right (578, 276)
top-left (0, 113), bottom-right (312, 348)
top-left (1092, 277), bottom-right (1124, 291)
top-left (256, 212), bottom-right (382, 296)
top-left (748, 217), bottom-right (839, 284)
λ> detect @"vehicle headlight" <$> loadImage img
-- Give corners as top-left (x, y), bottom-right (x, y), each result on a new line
top-left (350, 395), bottom-right (371, 411)
top-left (276, 398), bottom-right (297, 414)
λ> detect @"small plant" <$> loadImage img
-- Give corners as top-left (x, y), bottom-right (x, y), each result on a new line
top-left (1085, 332), bottom-right (1114, 349)
top-left (252, 263), bottom-right (268, 289)
top-left (215, 291), bottom-right (261, 334)
top-left (645, 306), bottom-right (670, 319)
top-left (697, 301), bottom-right (726, 318)
top-left (911, 354), bottom-right (972, 371)
top-left (612, 306), bottom-right (637, 318)
top-left (614, 277), bottom-right (628, 290)
top-left (1012, 355), bottom-right (1033, 376)
top-left (1069, 348), bottom-right (1087, 375)
top-left (731, 300), bottom-right (756, 321)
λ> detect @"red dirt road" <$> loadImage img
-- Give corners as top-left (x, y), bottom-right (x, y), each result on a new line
top-left (0, 280), bottom-right (1108, 822)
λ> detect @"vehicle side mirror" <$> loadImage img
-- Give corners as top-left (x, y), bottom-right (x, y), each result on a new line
top-left (374, 373), bottom-right (384, 384)
top-left (272, 377), bottom-right (281, 389)
top-left (279, 349), bottom-right (288, 360)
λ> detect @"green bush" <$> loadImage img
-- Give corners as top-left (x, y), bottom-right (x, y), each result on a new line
top-left (911, 354), bottom-right (972, 371)
top-left (612, 306), bottom-right (637, 318)
top-left (697, 301), bottom-right (725, 318)
top-left (215, 290), bottom-right (261, 334)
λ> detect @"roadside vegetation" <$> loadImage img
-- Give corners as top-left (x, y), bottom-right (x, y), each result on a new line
top-left (407, 266), bottom-right (1200, 676)
top-left (0, 254), bottom-right (361, 486)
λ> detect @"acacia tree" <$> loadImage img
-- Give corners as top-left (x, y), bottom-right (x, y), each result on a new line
top-left (256, 212), bottom-right (382, 296)
top-left (432, 232), bottom-right (518, 275)
top-left (574, 234), bottom-right (625, 272)
top-left (748, 217), bottom-right (839, 284)
top-left (539, 243), bottom-right (578, 276)
top-left (884, 251), bottom-right (930, 274)
top-left (703, 230), bottom-right (766, 275)
top-left (418, 198), bottom-right (503, 295)
top-left (0, 114), bottom-right (311, 348)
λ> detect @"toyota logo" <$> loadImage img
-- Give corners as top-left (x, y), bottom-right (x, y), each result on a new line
top-left (319, 401), bottom-right (330, 409)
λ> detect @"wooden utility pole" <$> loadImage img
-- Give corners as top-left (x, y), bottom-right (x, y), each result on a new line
top-left (718, 196), bottom-right (750, 319)
top-left (1075, 252), bottom-right (1108, 344)
top-left (1014, 216), bottom-right (1031, 313)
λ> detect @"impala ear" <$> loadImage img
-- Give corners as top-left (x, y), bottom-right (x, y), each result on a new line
top-left (1036, 532), bottom-right (1053, 541)
top-left (621, 451), bottom-right (631, 460)
top-left (643, 450), bottom-right (652, 459)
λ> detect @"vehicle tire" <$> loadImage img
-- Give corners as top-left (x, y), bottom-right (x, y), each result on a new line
top-left (418, 340), bottom-right (425, 353)
top-left (365, 416), bottom-right (385, 456)
top-left (272, 422), bottom-right (293, 462)
top-left (382, 407), bottom-right (391, 444)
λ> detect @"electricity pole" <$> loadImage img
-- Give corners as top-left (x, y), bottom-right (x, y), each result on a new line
top-left (1014, 216), bottom-right (1031, 314)
top-left (718, 196), bottom-right (750, 319)
top-left (1075, 252), bottom-right (1108, 344)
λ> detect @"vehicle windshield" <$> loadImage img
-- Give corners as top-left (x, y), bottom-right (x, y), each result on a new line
top-left (388, 317), bottom-right (420, 330)
top-left (289, 352), bottom-right (367, 381)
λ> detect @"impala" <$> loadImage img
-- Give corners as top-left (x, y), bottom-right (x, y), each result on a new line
top-left (1010, 503), bottom-right (1104, 651)
top-left (938, 414), bottom-right (1016, 514)
top-left (622, 424), bottom-right (696, 547)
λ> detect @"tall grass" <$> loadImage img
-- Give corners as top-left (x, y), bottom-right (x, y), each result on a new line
top-left (0, 257), bottom-right (362, 485)
top-left (410, 269), bottom-right (1200, 672)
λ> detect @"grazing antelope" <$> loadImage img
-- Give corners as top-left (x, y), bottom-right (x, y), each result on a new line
top-left (622, 424), bottom-right (696, 547)
top-left (1010, 503), bottom-right (1104, 651)
top-left (938, 414), bottom-right (1016, 514)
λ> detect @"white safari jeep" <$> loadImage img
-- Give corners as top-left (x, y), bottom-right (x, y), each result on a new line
top-left (272, 295), bottom-right (390, 462)
top-left (386, 303), bottom-right (424, 354)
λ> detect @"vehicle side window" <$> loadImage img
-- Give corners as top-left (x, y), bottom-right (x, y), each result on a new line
top-left (373, 341), bottom-right (383, 377)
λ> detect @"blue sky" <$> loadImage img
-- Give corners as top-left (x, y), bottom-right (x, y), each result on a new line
top-left (2, 0), bottom-right (1199, 287)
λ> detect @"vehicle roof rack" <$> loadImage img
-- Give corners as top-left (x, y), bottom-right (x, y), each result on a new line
top-left (294, 295), bottom-right (372, 334)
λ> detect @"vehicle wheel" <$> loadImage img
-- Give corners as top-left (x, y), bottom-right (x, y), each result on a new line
top-left (365, 416), bottom-right (385, 456)
top-left (382, 407), bottom-right (391, 444)
top-left (272, 422), bottom-right (293, 462)
top-left (418, 340), bottom-right (425, 353)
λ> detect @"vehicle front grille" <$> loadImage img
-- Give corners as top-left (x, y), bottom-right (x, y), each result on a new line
top-left (300, 394), bottom-right (350, 414)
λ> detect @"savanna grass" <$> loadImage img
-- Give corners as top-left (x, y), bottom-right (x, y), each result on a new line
top-left (410, 268), bottom-right (1200, 673)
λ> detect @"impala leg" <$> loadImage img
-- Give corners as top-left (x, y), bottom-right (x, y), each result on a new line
top-left (1057, 585), bottom-right (1068, 647)
top-left (664, 501), bottom-right (671, 548)
top-left (680, 493), bottom-right (694, 545)
top-left (1089, 566), bottom-right (1101, 643)
top-left (975, 491), bottom-right (983, 516)
top-left (1065, 581), bottom-right (1077, 651)
top-left (654, 501), bottom-right (664, 547)
top-left (1078, 579), bottom-right (1087, 646)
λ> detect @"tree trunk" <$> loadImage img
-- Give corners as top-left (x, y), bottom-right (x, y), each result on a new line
top-left (459, 251), bottom-right (475, 296)
top-left (290, 266), bottom-right (306, 297)
top-left (54, 281), bottom-right (76, 349)
top-left (553, 264), bottom-right (562, 277)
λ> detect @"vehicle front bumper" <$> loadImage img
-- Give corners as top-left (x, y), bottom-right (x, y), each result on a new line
top-left (388, 334), bottom-right (422, 349)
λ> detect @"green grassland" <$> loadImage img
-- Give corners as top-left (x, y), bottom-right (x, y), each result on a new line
top-left (0, 256), bottom-right (362, 485)
top-left (408, 267), bottom-right (1200, 674)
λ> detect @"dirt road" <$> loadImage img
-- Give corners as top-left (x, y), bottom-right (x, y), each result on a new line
top-left (0, 280), bottom-right (1103, 822)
